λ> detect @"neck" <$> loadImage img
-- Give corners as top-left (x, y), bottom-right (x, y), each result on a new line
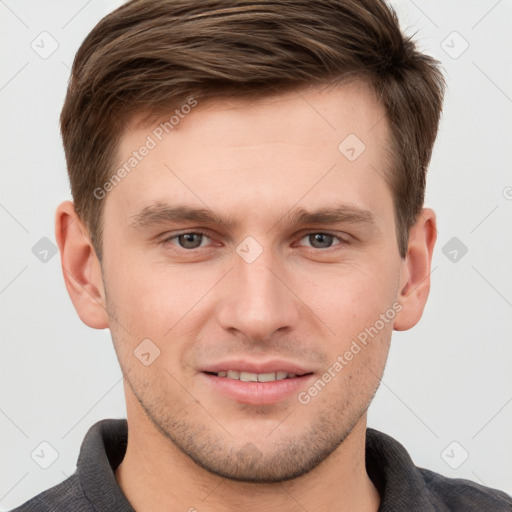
top-left (115, 394), bottom-right (380, 512)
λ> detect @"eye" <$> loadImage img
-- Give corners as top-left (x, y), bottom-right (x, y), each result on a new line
top-left (297, 232), bottom-right (345, 249)
top-left (165, 231), bottom-right (211, 249)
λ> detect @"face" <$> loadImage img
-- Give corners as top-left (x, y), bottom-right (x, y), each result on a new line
top-left (100, 82), bottom-right (404, 482)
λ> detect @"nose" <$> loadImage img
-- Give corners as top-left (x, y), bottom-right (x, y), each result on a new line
top-left (217, 247), bottom-right (300, 343)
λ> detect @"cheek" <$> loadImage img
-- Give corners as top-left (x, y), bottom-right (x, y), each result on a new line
top-left (294, 259), bottom-right (399, 341)
top-left (103, 258), bottom-right (223, 355)
top-left (325, 317), bottom-right (393, 400)
top-left (105, 255), bottom-right (178, 311)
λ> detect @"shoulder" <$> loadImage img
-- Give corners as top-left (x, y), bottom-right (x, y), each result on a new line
top-left (419, 467), bottom-right (512, 511)
top-left (366, 428), bottom-right (512, 511)
top-left (9, 473), bottom-right (93, 512)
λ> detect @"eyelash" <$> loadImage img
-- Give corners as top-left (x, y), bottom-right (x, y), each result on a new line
top-left (161, 230), bottom-right (349, 251)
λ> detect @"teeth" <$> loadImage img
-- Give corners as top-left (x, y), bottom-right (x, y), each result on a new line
top-left (216, 370), bottom-right (299, 382)
top-left (240, 371), bottom-right (258, 382)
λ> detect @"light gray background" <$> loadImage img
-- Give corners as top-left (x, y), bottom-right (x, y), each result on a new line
top-left (1, 0), bottom-right (511, 509)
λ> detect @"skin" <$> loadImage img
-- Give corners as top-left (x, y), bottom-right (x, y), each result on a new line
top-left (56, 81), bottom-right (436, 512)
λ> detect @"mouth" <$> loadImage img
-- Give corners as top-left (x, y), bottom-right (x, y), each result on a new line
top-left (205, 370), bottom-right (306, 382)
top-left (200, 361), bottom-right (314, 405)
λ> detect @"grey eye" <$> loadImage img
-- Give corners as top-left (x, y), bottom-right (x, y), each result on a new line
top-left (308, 233), bottom-right (335, 249)
top-left (177, 233), bottom-right (204, 249)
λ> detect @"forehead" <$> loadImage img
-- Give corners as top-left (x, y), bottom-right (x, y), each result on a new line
top-left (106, 81), bottom-right (394, 231)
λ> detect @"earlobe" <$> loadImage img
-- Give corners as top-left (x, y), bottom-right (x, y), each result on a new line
top-left (394, 208), bottom-right (437, 331)
top-left (55, 201), bottom-right (109, 329)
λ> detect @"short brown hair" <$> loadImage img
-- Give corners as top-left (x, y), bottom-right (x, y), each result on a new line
top-left (61, 0), bottom-right (445, 259)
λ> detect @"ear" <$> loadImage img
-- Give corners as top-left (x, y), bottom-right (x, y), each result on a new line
top-left (394, 208), bottom-right (437, 331)
top-left (55, 201), bottom-right (109, 329)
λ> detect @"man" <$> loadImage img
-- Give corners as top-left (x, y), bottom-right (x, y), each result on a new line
top-left (11, 0), bottom-right (512, 510)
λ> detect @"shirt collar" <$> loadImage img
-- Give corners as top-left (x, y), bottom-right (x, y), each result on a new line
top-left (366, 428), bottom-right (436, 511)
top-left (77, 418), bottom-right (134, 511)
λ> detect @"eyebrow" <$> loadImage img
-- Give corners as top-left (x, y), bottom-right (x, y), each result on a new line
top-left (128, 202), bottom-right (377, 231)
top-left (282, 205), bottom-right (376, 227)
top-left (129, 204), bottom-right (237, 229)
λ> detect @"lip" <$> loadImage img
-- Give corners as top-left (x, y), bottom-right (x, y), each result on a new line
top-left (200, 359), bottom-right (314, 405)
